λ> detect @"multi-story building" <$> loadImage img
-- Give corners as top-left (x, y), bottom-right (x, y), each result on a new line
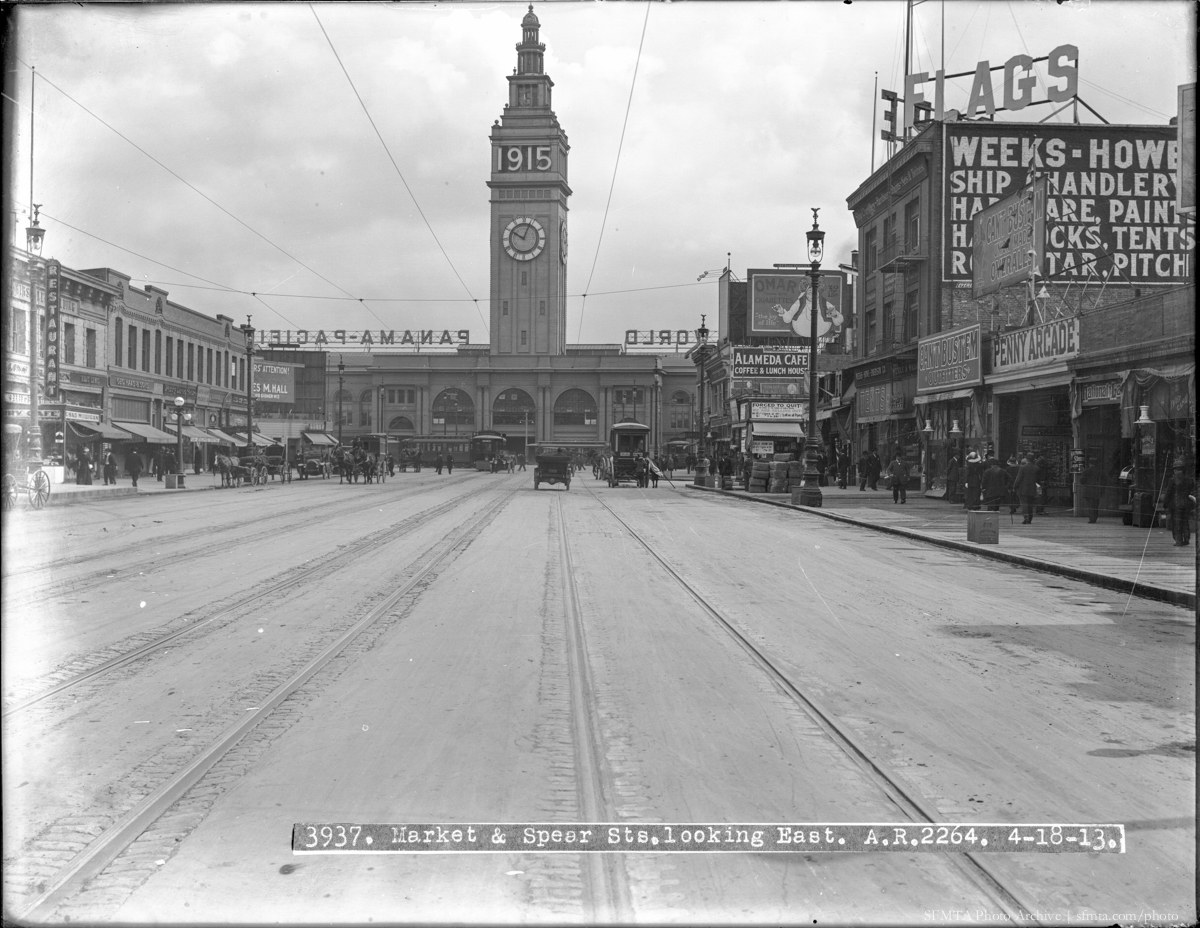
top-left (845, 115), bottom-right (1194, 507)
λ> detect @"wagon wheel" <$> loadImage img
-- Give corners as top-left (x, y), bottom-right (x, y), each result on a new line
top-left (29, 469), bottom-right (51, 509)
top-left (2, 474), bottom-right (16, 511)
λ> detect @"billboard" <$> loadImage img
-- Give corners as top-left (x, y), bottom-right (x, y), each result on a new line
top-left (990, 317), bottom-right (1079, 374)
top-left (944, 123), bottom-right (1193, 285)
top-left (1180, 83), bottom-right (1196, 215)
top-left (253, 360), bottom-right (296, 403)
top-left (917, 324), bottom-right (982, 392)
top-left (971, 177), bottom-right (1047, 298)
top-left (747, 269), bottom-right (845, 339)
top-left (731, 346), bottom-right (810, 378)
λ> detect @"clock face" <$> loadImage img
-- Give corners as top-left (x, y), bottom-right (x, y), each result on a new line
top-left (560, 221), bottom-right (568, 264)
top-left (503, 218), bottom-right (545, 261)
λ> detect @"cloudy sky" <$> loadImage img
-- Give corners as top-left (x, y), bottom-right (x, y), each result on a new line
top-left (6, 0), bottom-right (1194, 345)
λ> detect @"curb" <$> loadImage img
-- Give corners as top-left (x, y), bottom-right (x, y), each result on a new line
top-left (686, 483), bottom-right (1195, 609)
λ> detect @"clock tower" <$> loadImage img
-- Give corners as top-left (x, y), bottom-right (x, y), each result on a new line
top-left (487, 5), bottom-right (571, 356)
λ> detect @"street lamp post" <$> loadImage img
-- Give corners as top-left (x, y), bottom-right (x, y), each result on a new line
top-left (797, 209), bottom-right (826, 507)
top-left (694, 315), bottom-right (709, 486)
top-left (25, 211), bottom-right (45, 463)
top-left (170, 395), bottom-right (191, 488)
top-left (241, 317), bottom-right (255, 454)
top-left (337, 356), bottom-right (345, 445)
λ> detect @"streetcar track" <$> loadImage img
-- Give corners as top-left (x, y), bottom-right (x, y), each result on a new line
top-left (2, 473), bottom-right (477, 605)
top-left (553, 494), bottom-right (632, 923)
top-left (15, 482), bottom-right (523, 922)
top-left (580, 481), bottom-right (1040, 926)
top-left (2, 480), bottom-right (495, 718)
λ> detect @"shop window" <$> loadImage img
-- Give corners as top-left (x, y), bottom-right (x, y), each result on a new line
top-left (85, 328), bottom-right (96, 368)
top-left (64, 323), bottom-right (76, 365)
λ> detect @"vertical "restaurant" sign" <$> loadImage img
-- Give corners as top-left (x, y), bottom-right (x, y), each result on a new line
top-left (44, 259), bottom-right (60, 400)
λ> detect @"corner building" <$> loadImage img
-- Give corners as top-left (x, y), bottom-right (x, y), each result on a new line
top-left (327, 7), bottom-right (693, 459)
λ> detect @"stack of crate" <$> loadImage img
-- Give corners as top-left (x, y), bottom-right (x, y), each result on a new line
top-left (748, 460), bottom-right (771, 493)
top-left (769, 454), bottom-right (791, 493)
top-left (787, 456), bottom-right (805, 486)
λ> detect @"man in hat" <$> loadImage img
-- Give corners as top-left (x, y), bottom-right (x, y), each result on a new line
top-left (963, 450), bottom-right (984, 510)
top-left (981, 457), bottom-right (1011, 511)
top-left (1160, 460), bottom-right (1196, 546)
top-left (1013, 455), bottom-right (1040, 524)
top-left (1005, 454), bottom-right (1021, 514)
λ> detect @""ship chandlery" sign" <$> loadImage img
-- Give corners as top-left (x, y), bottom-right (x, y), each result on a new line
top-left (991, 317), bottom-right (1079, 373)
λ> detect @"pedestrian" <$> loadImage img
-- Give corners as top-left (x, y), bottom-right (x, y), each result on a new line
top-left (981, 457), bottom-right (1010, 511)
top-left (963, 450), bottom-right (983, 510)
top-left (1080, 456), bottom-right (1104, 523)
top-left (1160, 460), bottom-right (1196, 546)
top-left (387, 453), bottom-right (395, 477)
top-left (434, 452), bottom-right (443, 474)
top-left (1013, 455), bottom-right (1040, 524)
top-left (648, 457), bottom-right (660, 488)
top-left (634, 454), bottom-right (648, 488)
top-left (127, 447), bottom-right (143, 488)
top-left (816, 449), bottom-right (828, 487)
top-left (154, 448), bottom-right (164, 482)
top-left (944, 453), bottom-right (960, 503)
top-left (867, 450), bottom-right (882, 491)
top-left (75, 447), bottom-right (94, 485)
top-left (165, 449), bottom-right (177, 476)
top-left (686, 452), bottom-right (695, 474)
top-left (103, 447), bottom-right (117, 485)
top-left (519, 453), bottom-right (527, 472)
top-left (887, 452), bottom-right (908, 504)
top-left (857, 451), bottom-right (869, 491)
top-left (446, 453), bottom-right (454, 475)
top-left (837, 446), bottom-right (849, 489)
top-left (1005, 454), bottom-right (1021, 514)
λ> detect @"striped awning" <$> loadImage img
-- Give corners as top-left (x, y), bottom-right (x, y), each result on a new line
top-left (112, 421), bottom-right (178, 444)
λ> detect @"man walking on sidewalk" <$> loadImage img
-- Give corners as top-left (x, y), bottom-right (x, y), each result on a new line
top-left (982, 457), bottom-right (1010, 511)
top-left (1014, 455), bottom-right (1040, 524)
top-left (1161, 460), bottom-right (1196, 546)
top-left (887, 453), bottom-right (908, 504)
top-left (127, 448), bottom-right (143, 488)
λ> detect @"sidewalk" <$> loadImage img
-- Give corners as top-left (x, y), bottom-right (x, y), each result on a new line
top-left (32, 473), bottom-right (267, 507)
top-left (687, 481), bottom-right (1196, 609)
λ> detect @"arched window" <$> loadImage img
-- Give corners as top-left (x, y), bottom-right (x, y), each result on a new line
top-left (359, 389), bottom-right (375, 428)
top-left (554, 388), bottom-right (597, 426)
top-left (330, 389), bottom-right (354, 425)
top-left (432, 388), bottom-right (475, 434)
top-left (492, 388), bottom-right (535, 427)
top-left (388, 416), bottom-right (415, 431)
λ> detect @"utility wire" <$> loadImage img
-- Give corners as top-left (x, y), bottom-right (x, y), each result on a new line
top-left (308, 5), bottom-right (487, 334)
top-left (39, 210), bottom-right (301, 328)
top-left (575, 1), bottom-right (651, 343)
top-left (14, 57), bottom-right (383, 330)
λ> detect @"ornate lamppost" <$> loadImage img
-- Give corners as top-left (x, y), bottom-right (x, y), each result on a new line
top-left (241, 317), bottom-right (255, 453)
top-left (25, 209), bottom-right (45, 463)
top-left (693, 315), bottom-right (709, 486)
top-left (170, 395), bottom-right (191, 488)
top-left (797, 209), bottom-right (826, 507)
top-left (337, 356), bottom-right (345, 445)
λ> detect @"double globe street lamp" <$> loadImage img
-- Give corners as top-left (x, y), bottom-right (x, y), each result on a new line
top-left (796, 209), bottom-right (826, 508)
top-left (170, 395), bottom-right (192, 489)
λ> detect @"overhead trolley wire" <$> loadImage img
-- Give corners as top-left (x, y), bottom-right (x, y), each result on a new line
top-left (14, 58), bottom-right (381, 330)
top-left (308, 4), bottom-right (488, 335)
top-left (575, 1), bottom-right (651, 344)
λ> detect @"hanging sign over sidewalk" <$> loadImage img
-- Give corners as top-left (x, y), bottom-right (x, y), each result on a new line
top-left (972, 177), bottom-right (1047, 298)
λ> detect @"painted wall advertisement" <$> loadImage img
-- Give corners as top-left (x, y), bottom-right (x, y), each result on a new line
top-left (253, 360), bottom-right (296, 403)
top-left (917, 324), bottom-right (982, 392)
top-left (747, 270), bottom-right (845, 339)
top-left (990, 317), bottom-right (1079, 373)
top-left (944, 123), bottom-right (1193, 285)
top-left (749, 402), bottom-right (806, 420)
top-left (972, 177), bottom-right (1047, 297)
top-left (731, 346), bottom-right (810, 378)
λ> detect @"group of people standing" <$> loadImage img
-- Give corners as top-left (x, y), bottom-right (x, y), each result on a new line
top-left (946, 450), bottom-right (1046, 523)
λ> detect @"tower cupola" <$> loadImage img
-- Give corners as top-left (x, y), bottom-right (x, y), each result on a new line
top-left (516, 5), bottom-right (545, 77)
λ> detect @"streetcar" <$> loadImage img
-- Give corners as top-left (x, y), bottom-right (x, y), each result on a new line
top-left (396, 436), bottom-right (471, 468)
top-left (469, 430), bottom-right (507, 472)
top-left (608, 420), bottom-right (650, 487)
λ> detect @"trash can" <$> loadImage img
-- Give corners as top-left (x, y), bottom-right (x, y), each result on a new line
top-left (967, 510), bottom-right (999, 544)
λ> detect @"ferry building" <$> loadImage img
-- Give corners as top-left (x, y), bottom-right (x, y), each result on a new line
top-left (268, 7), bottom-right (696, 460)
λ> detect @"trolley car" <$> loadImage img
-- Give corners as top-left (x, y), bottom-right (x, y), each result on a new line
top-left (470, 430), bottom-right (507, 472)
top-left (608, 421), bottom-right (650, 487)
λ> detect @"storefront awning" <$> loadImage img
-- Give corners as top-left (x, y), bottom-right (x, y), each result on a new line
top-left (914, 387), bottom-right (976, 405)
top-left (180, 425), bottom-right (219, 443)
top-left (231, 432), bottom-right (280, 448)
top-left (987, 368), bottom-right (1073, 395)
top-left (855, 412), bottom-right (915, 424)
top-left (204, 428), bottom-right (242, 445)
top-left (302, 431), bottom-right (339, 446)
top-left (112, 421), bottom-right (179, 444)
top-left (69, 421), bottom-right (128, 441)
top-left (750, 421), bottom-right (805, 438)
top-left (816, 404), bottom-right (851, 421)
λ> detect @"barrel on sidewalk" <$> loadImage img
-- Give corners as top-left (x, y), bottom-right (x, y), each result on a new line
top-left (967, 510), bottom-right (999, 544)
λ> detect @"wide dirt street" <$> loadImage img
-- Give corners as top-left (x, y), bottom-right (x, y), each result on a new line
top-left (2, 470), bottom-right (1194, 926)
